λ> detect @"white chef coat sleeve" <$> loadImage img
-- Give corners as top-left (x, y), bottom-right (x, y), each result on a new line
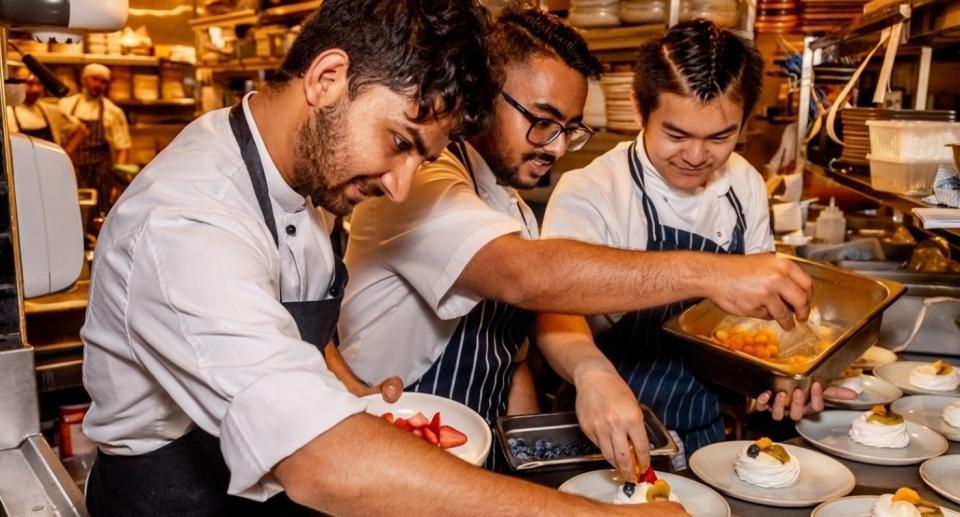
top-left (105, 99), bottom-right (132, 150)
top-left (741, 165), bottom-right (775, 254)
top-left (541, 170), bottom-right (615, 247)
top-left (374, 155), bottom-right (522, 321)
top-left (122, 208), bottom-right (365, 500)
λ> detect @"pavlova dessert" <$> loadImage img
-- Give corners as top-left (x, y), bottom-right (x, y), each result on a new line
top-left (910, 360), bottom-right (959, 392)
top-left (942, 400), bottom-right (960, 429)
top-left (832, 366), bottom-right (866, 395)
top-left (733, 437), bottom-right (800, 488)
top-left (615, 466), bottom-right (681, 505)
top-left (849, 404), bottom-right (910, 448)
top-left (871, 487), bottom-right (943, 517)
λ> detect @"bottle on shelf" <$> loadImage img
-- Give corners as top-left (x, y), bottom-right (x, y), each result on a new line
top-left (815, 197), bottom-right (846, 244)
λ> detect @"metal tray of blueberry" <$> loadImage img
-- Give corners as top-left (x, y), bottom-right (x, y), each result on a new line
top-left (496, 409), bottom-right (678, 472)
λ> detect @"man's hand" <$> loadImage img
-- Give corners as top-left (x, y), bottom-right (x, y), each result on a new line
top-left (574, 359), bottom-right (650, 482)
top-left (707, 254), bottom-right (813, 330)
top-left (755, 382), bottom-right (857, 421)
top-left (612, 502), bottom-right (690, 516)
top-left (360, 375), bottom-right (404, 403)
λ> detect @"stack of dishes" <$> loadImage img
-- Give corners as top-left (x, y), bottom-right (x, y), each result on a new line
top-left (133, 73), bottom-right (159, 102)
top-left (797, 0), bottom-right (867, 33)
top-left (108, 66), bottom-right (132, 102)
top-left (568, 0), bottom-right (620, 28)
top-left (11, 38), bottom-right (48, 55)
top-left (682, 0), bottom-right (740, 28)
top-left (619, 0), bottom-right (667, 24)
top-left (755, 0), bottom-right (797, 33)
top-left (600, 70), bottom-right (639, 133)
top-left (813, 63), bottom-right (856, 85)
top-left (160, 66), bottom-right (186, 100)
top-left (50, 41), bottom-right (83, 55)
top-left (86, 33), bottom-right (107, 55)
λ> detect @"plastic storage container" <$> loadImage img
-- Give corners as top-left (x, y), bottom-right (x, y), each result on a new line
top-left (866, 120), bottom-right (960, 162)
top-left (866, 154), bottom-right (945, 196)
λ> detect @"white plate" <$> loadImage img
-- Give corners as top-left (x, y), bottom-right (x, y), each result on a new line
top-left (921, 455), bottom-right (960, 505)
top-left (812, 495), bottom-right (960, 517)
top-left (687, 441), bottom-right (855, 507)
top-left (558, 469), bottom-right (730, 517)
top-left (851, 345), bottom-right (898, 371)
top-left (362, 392), bottom-right (492, 466)
top-left (876, 361), bottom-right (960, 396)
top-left (826, 375), bottom-right (904, 410)
top-left (796, 410), bottom-right (949, 466)
top-left (893, 395), bottom-right (960, 442)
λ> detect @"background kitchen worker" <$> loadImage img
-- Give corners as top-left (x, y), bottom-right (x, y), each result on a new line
top-left (79, 1), bottom-right (685, 515)
top-left (6, 67), bottom-right (88, 153)
top-left (538, 19), bottom-right (856, 476)
top-left (336, 7), bottom-right (817, 482)
top-left (59, 63), bottom-right (131, 217)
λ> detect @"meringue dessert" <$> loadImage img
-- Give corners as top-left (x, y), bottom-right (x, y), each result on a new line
top-left (832, 367), bottom-right (866, 395)
top-left (734, 437), bottom-right (800, 488)
top-left (849, 404), bottom-right (910, 448)
top-left (942, 400), bottom-right (960, 429)
top-left (910, 360), bottom-right (960, 392)
top-left (614, 479), bottom-right (681, 505)
top-left (871, 487), bottom-right (943, 517)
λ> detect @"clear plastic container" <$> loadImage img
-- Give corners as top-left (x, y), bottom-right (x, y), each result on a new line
top-left (866, 120), bottom-right (960, 162)
top-left (866, 154), bottom-right (947, 196)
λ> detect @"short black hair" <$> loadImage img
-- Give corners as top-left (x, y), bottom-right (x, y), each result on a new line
top-left (632, 19), bottom-right (763, 123)
top-left (490, 4), bottom-right (601, 79)
top-left (274, 0), bottom-right (498, 138)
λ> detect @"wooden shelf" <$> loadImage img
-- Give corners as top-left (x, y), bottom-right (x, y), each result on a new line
top-left (24, 281), bottom-right (88, 315)
top-left (201, 57), bottom-right (282, 74)
top-left (579, 24), bottom-right (665, 52)
top-left (115, 98), bottom-right (196, 107)
top-left (188, 9), bottom-right (258, 30)
top-left (260, 1), bottom-right (322, 21)
top-left (27, 53), bottom-right (160, 67)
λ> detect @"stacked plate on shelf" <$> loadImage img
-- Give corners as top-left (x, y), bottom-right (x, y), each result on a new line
top-left (813, 62), bottom-right (857, 84)
top-left (108, 66), bottom-right (132, 102)
top-left (755, 0), bottom-right (798, 33)
top-left (682, 0), bottom-right (741, 27)
top-left (568, 0), bottom-right (620, 28)
top-left (600, 70), bottom-right (639, 133)
top-left (797, 0), bottom-right (868, 33)
top-left (840, 108), bottom-right (957, 166)
top-left (619, 0), bottom-right (667, 24)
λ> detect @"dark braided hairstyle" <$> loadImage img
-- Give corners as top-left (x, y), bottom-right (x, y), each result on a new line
top-left (271, 0), bottom-right (499, 139)
top-left (632, 19), bottom-right (763, 124)
top-left (490, 4), bottom-right (601, 79)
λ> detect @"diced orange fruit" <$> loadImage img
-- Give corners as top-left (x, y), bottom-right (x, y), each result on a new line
top-left (933, 360), bottom-right (954, 375)
top-left (871, 404), bottom-right (888, 416)
top-left (756, 437), bottom-right (773, 449)
top-left (893, 487), bottom-right (921, 504)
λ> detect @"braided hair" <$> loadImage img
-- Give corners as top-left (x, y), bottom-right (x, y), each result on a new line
top-left (632, 19), bottom-right (763, 124)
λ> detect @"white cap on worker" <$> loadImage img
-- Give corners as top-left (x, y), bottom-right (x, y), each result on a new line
top-left (82, 63), bottom-right (111, 81)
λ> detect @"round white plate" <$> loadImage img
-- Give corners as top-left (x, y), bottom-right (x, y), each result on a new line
top-left (851, 346), bottom-right (898, 371)
top-left (688, 441), bottom-right (855, 507)
top-left (796, 410), bottom-right (949, 466)
top-left (893, 396), bottom-right (960, 442)
top-left (812, 495), bottom-right (960, 517)
top-left (826, 375), bottom-right (904, 410)
top-left (876, 361), bottom-right (960, 397)
top-left (558, 469), bottom-right (730, 517)
top-left (921, 455), bottom-right (960, 505)
top-left (362, 392), bottom-right (492, 466)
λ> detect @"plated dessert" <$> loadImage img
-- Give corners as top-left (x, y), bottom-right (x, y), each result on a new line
top-left (733, 437), bottom-right (801, 488)
top-left (910, 360), bottom-right (960, 392)
top-left (615, 467), bottom-right (681, 505)
top-left (943, 400), bottom-right (960, 429)
top-left (871, 487), bottom-right (944, 517)
top-left (849, 404), bottom-right (910, 448)
top-left (832, 367), bottom-right (866, 395)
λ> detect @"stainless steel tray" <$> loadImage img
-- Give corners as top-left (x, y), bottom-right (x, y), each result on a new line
top-left (496, 409), bottom-right (677, 472)
top-left (662, 255), bottom-right (905, 396)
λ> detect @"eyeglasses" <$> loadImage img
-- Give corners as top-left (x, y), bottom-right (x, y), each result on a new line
top-left (500, 92), bottom-right (593, 152)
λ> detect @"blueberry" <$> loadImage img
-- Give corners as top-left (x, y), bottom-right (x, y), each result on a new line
top-left (747, 444), bottom-right (761, 458)
top-left (507, 437), bottom-right (517, 447)
top-left (516, 438), bottom-right (525, 447)
top-left (535, 439), bottom-right (545, 448)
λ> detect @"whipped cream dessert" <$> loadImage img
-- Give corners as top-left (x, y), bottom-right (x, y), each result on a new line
top-left (871, 487), bottom-right (943, 517)
top-left (734, 437), bottom-right (800, 488)
top-left (614, 479), bottom-right (681, 505)
top-left (849, 404), bottom-right (910, 448)
top-left (832, 367), bottom-right (866, 395)
top-left (942, 400), bottom-right (960, 428)
top-left (910, 360), bottom-right (960, 392)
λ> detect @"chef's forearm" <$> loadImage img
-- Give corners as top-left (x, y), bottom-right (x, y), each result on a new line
top-left (534, 313), bottom-right (614, 385)
top-left (63, 124), bottom-right (88, 156)
top-left (323, 341), bottom-right (369, 396)
top-left (506, 360), bottom-right (539, 416)
top-left (274, 413), bottom-right (613, 516)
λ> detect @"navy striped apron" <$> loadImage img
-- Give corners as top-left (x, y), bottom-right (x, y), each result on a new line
top-left (595, 141), bottom-right (747, 455)
top-left (407, 142), bottom-right (534, 472)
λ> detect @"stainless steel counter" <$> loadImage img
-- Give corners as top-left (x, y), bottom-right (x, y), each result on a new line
top-left (0, 435), bottom-right (87, 517)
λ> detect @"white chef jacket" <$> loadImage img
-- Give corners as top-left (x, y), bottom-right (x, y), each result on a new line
top-left (5, 101), bottom-right (82, 146)
top-left (542, 132), bottom-right (774, 334)
top-left (339, 143), bottom-right (538, 386)
top-left (81, 92), bottom-right (365, 501)
top-left (58, 92), bottom-right (132, 150)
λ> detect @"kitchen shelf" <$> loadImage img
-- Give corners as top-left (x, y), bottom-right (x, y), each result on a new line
top-left (810, 2), bottom-right (912, 50)
top-left (260, 1), bottom-right (322, 21)
top-left (580, 24), bottom-right (665, 52)
top-left (188, 9), bottom-right (258, 30)
top-left (23, 281), bottom-right (88, 315)
top-left (201, 58), bottom-right (282, 75)
top-left (115, 99), bottom-right (196, 108)
top-left (27, 53), bottom-right (161, 67)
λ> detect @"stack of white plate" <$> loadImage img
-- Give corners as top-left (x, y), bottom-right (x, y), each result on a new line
top-left (619, 0), bottom-right (667, 24)
top-left (568, 0), bottom-right (620, 28)
top-left (133, 73), bottom-right (159, 102)
top-left (583, 78), bottom-right (607, 129)
top-left (86, 33), bottom-right (107, 55)
top-left (108, 66), bottom-right (132, 102)
top-left (600, 70), bottom-right (639, 133)
top-left (840, 108), bottom-right (881, 166)
top-left (160, 66), bottom-right (186, 100)
top-left (681, 0), bottom-right (740, 27)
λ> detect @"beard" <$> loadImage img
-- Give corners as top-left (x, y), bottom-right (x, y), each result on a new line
top-left (291, 98), bottom-right (382, 216)
top-left (480, 128), bottom-right (556, 190)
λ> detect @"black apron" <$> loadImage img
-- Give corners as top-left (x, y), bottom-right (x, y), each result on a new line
top-left (70, 96), bottom-right (113, 216)
top-left (86, 102), bottom-right (346, 516)
top-left (12, 104), bottom-right (55, 142)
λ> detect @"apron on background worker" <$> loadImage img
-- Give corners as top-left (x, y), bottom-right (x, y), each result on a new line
top-left (85, 103), bottom-right (346, 516)
top-left (11, 104), bottom-right (54, 141)
top-left (69, 97), bottom-right (113, 217)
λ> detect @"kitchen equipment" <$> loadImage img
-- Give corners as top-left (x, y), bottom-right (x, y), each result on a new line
top-left (663, 255), bottom-right (905, 397)
top-left (496, 409), bottom-right (677, 472)
top-left (867, 120), bottom-right (960, 162)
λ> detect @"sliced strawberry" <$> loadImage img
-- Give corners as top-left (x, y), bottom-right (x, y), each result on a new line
top-left (395, 418), bottom-right (412, 432)
top-left (408, 412), bottom-right (429, 428)
top-left (428, 412), bottom-right (441, 436)
top-left (422, 427), bottom-right (439, 445)
top-left (640, 465), bottom-right (658, 484)
top-left (412, 428), bottom-right (423, 438)
top-left (438, 425), bottom-right (468, 449)
top-left (381, 412), bottom-right (395, 424)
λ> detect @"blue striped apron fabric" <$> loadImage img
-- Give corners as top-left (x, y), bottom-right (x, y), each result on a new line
top-left (594, 141), bottom-right (747, 455)
top-left (407, 142), bottom-right (534, 471)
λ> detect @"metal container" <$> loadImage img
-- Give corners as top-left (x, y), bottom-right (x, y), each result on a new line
top-left (662, 255), bottom-right (905, 396)
top-left (496, 409), bottom-right (677, 472)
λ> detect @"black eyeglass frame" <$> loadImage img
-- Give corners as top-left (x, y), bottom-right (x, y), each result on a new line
top-left (500, 92), bottom-right (594, 152)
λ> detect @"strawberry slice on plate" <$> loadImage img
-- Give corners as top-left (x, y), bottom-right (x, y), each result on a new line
top-left (640, 465), bottom-right (658, 484)
top-left (429, 412), bottom-right (442, 436)
top-left (408, 412), bottom-right (430, 428)
top-left (439, 425), bottom-right (468, 449)
top-left (423, 427), bottom-right (439, 445)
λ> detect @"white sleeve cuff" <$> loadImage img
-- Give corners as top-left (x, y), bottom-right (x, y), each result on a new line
top-left (219, 370), bottom-right (366, 500)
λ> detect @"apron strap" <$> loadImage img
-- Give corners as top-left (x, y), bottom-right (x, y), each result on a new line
top-left (627, 141), bottom-right (663, 242)
top-left (228, 103), bottom-right (280, 248)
